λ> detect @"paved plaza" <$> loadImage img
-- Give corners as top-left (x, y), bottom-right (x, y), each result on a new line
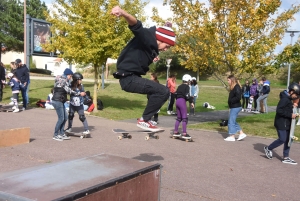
top-left (0, 107), bottom-right (299, 200)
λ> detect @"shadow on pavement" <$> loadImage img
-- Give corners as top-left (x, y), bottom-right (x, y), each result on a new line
top-left (132, 153), bottom-right (164, 162)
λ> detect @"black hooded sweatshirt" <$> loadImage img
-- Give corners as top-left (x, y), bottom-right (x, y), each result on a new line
top-left (116, 20), bottom-right (158, 76)
top-left (274, 90), bottom-right (293, 130)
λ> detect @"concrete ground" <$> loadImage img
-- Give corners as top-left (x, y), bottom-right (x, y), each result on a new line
top-left (0, 107), bottom-right (299, 201)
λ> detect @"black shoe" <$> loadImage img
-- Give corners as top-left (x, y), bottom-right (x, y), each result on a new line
top-left (264, 146), bottom-right (272, 159)
top-left (182, 134), bottom-right (191, 139)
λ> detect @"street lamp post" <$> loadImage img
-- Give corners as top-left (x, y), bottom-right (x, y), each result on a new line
top-left (285, 30), bottom-right (300, 89)
top-left (166, 58), bottom-right (172, 81)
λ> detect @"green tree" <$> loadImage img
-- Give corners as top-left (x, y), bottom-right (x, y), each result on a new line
top-left (156, 0), bottom-right (300, 89)
top-left (44, 0), bottom-right (147, 111)
top-left (0, 0), bottom-right (48, 62)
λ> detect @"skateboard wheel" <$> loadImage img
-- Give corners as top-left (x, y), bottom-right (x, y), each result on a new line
top-left (80, 136), bottom-right (84, 139)
top-left (128, 135), bottom-right (132, 139)
top-left (145, 136), bottom-right (149, 141)
top-left (118, 136), bottom-right (122, 140)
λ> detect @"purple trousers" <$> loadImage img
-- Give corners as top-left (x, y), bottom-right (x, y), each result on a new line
top-left (174, 98), bottom-right (188, 133)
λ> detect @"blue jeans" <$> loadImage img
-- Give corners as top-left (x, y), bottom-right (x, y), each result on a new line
top-left (228, 107), bottom-right (242, 135)
top-left (20, 84), bottom-right (28, 109)
top-left (52, 100), bottom-right (68, 136)
top-left (268, 130), bottom-right (290, 157)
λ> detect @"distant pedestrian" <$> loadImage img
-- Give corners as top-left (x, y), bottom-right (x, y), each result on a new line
top-left (224, 75), bottom-right (247, 142)
top-left (241, 80), bottom-right (250, 112)
top-left (6, 73), bottom-right (20, 112)
top-left (264, 83), bottom-right (300, 165)
top-left (172, 74), bottom-right (194, 140)
top-left (14, 59), bottom-right (29, 111)
top-left (0, 62), bottom-right (5, 102)
top-left (167, 74), bottom-right (176, 115)
top-left (249, 78), bottom-right (259, 111)
top-left (51, 68), bottom-right (85, 141)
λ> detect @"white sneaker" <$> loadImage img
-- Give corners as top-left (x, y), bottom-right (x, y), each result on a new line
top-left (12, 106), bottom-right (16, 110)
top-left (171, 111), bottom-right (176, 115)
top-left (224, 136), bottom-right (235, 141)
top-left (149, 120), bottom-right (157, 126)
top-left (22, 107), bottom-right (25, 111)
top-left (237, 133), bottom-right (247, 141)
top-left (8, 101), bottom-right (14, 105)
top-left (13, 108), bottom-right (19, 113)
top-left (167, 111), bottom-right (171, 115)
top-left (83, 130), bottom-right (90, 134)
top-left (65, 128), bottom-right (72, 133)
top-left (242, 109), bottom-right (244, 112)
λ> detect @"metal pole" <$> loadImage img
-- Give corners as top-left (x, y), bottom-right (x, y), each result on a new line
top-left (26, 14), bottom-right (30, 70)
top-left (287, 32), bottom-right (294, 89)
top-left (101, 64), bottom-right (104, 89)
top-left (24, 0), bottom-right (26, 63)
top-left (166, 64), bottom-right (170, 81)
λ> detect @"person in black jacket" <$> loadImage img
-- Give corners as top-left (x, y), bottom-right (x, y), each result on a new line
top-left (14, 59), bottom-right (29, 110)
top-left (0, 62), bottom-right (6, 102)
top-left (224, 75), bottom-right (247, 142)
top-left (111, 6), bottom-right (175, 132)
top-left (264, 83), bottom-right (300, 165)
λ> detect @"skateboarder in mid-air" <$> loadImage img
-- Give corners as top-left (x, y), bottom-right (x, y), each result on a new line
top-left (264, 83), bottom-right (300, 165)
top-left (111, 6), bottom-right (176, 132)
top-left (172, 74), bottom-right (194, 140)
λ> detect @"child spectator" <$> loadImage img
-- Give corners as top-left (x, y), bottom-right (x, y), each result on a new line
top-left (65, 73), bottom-right (90, 135)
top-left (189, 77), bottom-right (199, 115)
top-left (249, 78), bottom-right (258, 111)
top-left (167, 74), bottom-right (176, 115)
top-left (264, 83), bottom-right (300, 165)
top-left (45, 88), bottom-right (54, 110)
top-left (6, 73), bottom-right (20, 112)
top-left (241, 80), bottom-right (250, 112)
top-left (172, 74), bottom-right (194, 140)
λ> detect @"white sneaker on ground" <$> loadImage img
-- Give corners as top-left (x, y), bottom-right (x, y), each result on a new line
top-left (13, 108), bottom-right (19, 113)
top-left (167, 111), bottom-right (171, 115)
top-left (22, 107), bottom-right (25, 111)
top-left (53, 135), bottom-right (63, 141)
top-left (83, 130), bottom-right (90, 134)
top-left (12, 106), bottom-right (16, 110)
top-left (237, 133), bottom-right (247, 141)
top-left (61, 134), bottom-right (71, 140)
top-left (65, 128), bottom-right (72, 133)
top-left (253, 111), bottom-right (260, 114)
top-left (224, 136), bottom-right (235, 141)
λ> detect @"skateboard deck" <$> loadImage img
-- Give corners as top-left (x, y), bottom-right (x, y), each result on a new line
top-left (112, 129), bottom-right (164, 140)
top-left (65, 131), bottom-right (91, 139)
top-left (288, 107), bottom-right (299, 147)
top-left (170, 132), bottom-right (193, 142)
top-left (246, 97), bottom-right (253, 112)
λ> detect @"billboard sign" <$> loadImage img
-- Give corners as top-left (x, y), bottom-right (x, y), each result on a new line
top-left (31, 19), bottom-right (52, 56)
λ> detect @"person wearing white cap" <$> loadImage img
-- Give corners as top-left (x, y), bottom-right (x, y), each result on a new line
top-left (189, 77), bottom-right (199, 115)
top-left (111, 6), bottom-right (176, 132)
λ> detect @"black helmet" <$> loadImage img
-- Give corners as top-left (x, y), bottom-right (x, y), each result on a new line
top-left (72, 73), bottom-right (83, 80)
top-left (288, 83), bottom-right (300, 95)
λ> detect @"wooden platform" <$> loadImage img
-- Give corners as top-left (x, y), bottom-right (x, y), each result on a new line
top-left (0, 154), bottom-right (161, 201)
top-left (0, 127), bottom-right (30, 147)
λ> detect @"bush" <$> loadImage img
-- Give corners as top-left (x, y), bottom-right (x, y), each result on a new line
top-left (30, 68), bottom-right (52, 75)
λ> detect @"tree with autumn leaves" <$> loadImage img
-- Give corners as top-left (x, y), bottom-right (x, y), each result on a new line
top-left (158, 0), bottom-right (300, 88)
top-left (44, 0), bottom-right (147, 111)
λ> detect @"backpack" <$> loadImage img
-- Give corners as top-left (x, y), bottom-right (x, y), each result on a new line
top-left (36, 100), bottom-right (46, 108)
top-left (97, 99), bottom-right (104, 110)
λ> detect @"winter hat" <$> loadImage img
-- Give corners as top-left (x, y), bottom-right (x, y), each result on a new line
top-left (15, 59), bottom-right (22, 64)
top-left (63, 68), bottom-right (73, 75)
top-left (156, 26), bottom-right (176, 46)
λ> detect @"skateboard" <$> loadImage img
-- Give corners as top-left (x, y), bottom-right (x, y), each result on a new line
top-left (65, 131), bottom-right (91, 139)
top-left (0, 108), bottom-right (14, 112)
top-left (288, 107), bottom-right (299, 147)
top-left (246, 97), bottom-right (253, 112)
top-left (112, 129), bottom-right (164, 140)
top-left (170, 132), bottom-right (193, 142)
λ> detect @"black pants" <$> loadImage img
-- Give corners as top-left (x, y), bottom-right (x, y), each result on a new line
top-left (242, 96), bottom-right (249, 109)
top-left (0, 84), bottom-right (3, 102)
top-left (167, 93), bottom-right (176, 111)
top-left (120, 75), bottom-right (169, 121)
top-left (253, 95), bottom-right (259, 110)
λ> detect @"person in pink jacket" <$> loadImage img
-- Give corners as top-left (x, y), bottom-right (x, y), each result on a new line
top-left (167, 74), bottom-right (176, 115)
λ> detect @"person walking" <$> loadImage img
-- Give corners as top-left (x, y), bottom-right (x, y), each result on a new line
top-left (254, 77), bottom-right (270, 114)
top-left (241, 80), bottom-right (250, 112)
top-left (51, 68), bottom-right (85, 141)
top-left (167, 74), bottom-right (176, 115)
top-left (224, 75), bottom-right (247, 141)
top-left (111, 6), bottom-right (175, 132)
top-left (14, 59), bottom-right (29, 111)
top-left (65, 73), bottom-right (90, 135)
top-left (172, 74), bottom-right (194, 140)
top-left (264, 83), bottom-right (300, 165)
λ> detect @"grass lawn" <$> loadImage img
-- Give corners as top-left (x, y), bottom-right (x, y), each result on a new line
top-left (1, 78), bottom-right (299, 140)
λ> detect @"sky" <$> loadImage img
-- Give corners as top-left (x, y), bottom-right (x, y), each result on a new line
top-left (43, 0), bottom-right (300, 53)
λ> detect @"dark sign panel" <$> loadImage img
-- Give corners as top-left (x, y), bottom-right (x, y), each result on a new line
top-left (32, 20), bottom-right (51, 55)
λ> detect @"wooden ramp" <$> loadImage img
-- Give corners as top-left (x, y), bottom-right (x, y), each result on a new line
top-left (0, 127), bottom-right (30, 147)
